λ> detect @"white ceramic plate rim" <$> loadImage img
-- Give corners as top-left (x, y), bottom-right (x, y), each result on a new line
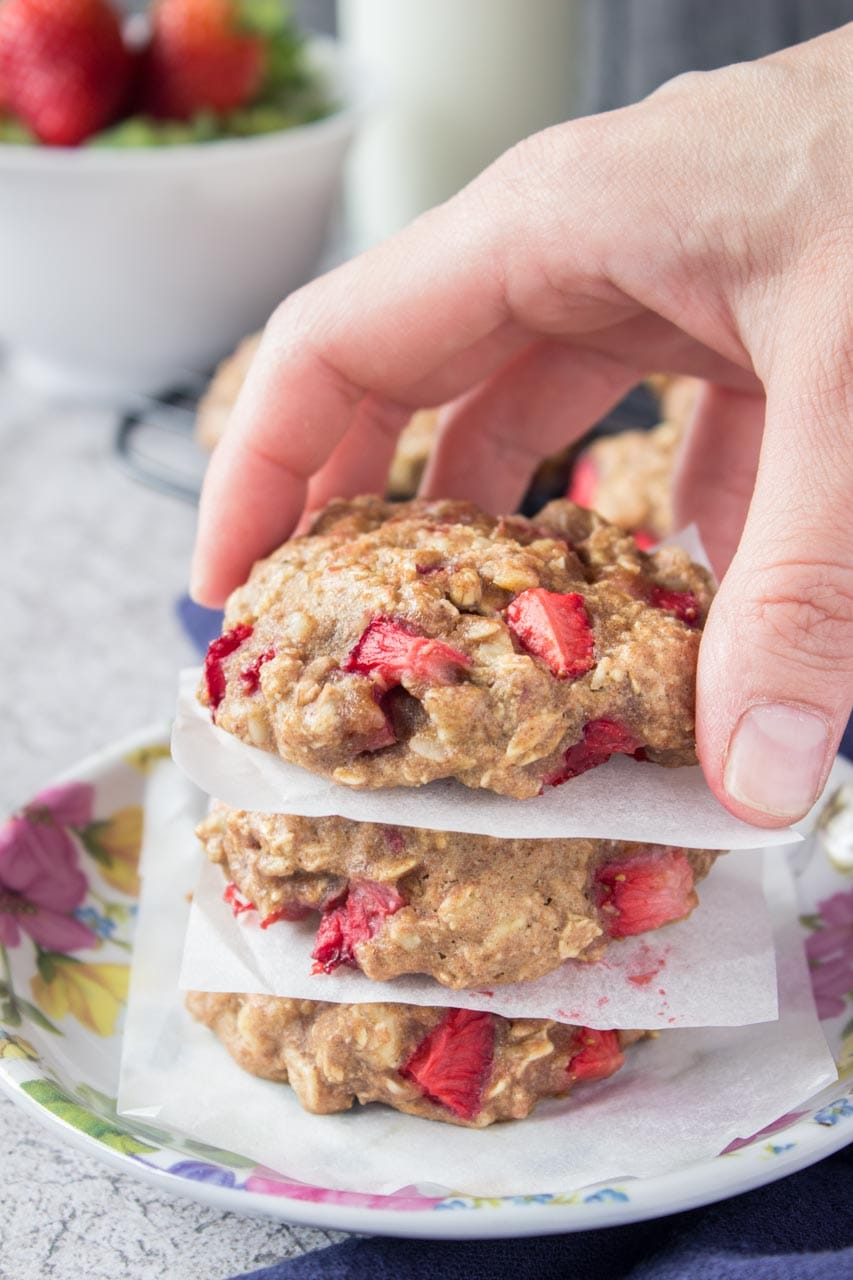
top-left (1, 724), bottom-right (850, 1240)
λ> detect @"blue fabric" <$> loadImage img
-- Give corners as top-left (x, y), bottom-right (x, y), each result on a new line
top-left (176, 593), bottom-right (224, 654)
top-left (233, 1144), bottom-right (852, 1279)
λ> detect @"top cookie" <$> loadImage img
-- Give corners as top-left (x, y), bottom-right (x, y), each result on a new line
top-left (200, 497), bottom-right (713, 799)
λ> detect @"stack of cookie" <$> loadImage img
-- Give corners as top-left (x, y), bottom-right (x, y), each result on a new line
top-left (185, 495), bottom-right (721, 1128)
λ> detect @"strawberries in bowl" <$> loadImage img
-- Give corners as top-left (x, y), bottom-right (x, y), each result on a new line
top-left (0, 0), bottom-right (332, 148)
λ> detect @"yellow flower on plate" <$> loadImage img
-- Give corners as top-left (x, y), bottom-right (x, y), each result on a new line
top-left (80, 805), bottom-right (144, 896)
top-left (31, 957), bottom-right (128, 1037)
top-left (124, 744), bottom-right (170, 775)
top-left (0, 1032), bottom-right (38, 1060)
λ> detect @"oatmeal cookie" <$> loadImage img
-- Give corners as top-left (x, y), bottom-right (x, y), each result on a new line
top-left (199, 497), bottom-right (713, 798)
top-left (187, 990), bottom-right (645, 1126)
top-left (201, 804), bottom-right (719, 988)
top-left (568, 377), bottom-right (701, 541)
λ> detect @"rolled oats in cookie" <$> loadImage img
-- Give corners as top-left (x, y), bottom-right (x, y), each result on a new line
top-left (187, 990), bottom-right (646, 1127)
top-left (198, 497), bottom-right (713, 799)
top-left (200, 804), bottom-right (720, 989)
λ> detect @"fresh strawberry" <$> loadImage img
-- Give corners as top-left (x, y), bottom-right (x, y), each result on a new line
top-left (141, 0), bottom-right (265, 120)
top-left (239, 647), bottom-right (275, 694)
top-left (203, 622), bottom-right (253, 712)
top-left (543, 719), bottom-right (643, 789)
top-left (596, 847), bottom-right (696, 937)
top-left (343, 616), bottom-right (470, 691)
top-left (567, 455), bottom-right (598, 510)
top-left (633, 530), bottom-right (656, 551)
top-left (567, 1028), bottom-right (625, 1082)
top-left (401, 1007), bottom-right (495, 1120)
top-left (311, 879), bottom-right (404, 974)
top-left (648, 586), bottom-right (701, 627)
top-left (0, 0), bottom-right (131, 146)
top-left (223, 880), bottom-right (255, 917)
top-left (506, 588), bottom-right (595, 680)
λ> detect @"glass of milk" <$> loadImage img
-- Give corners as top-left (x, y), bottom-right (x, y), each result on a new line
top-left (338, 0), bottom-right (582, 249)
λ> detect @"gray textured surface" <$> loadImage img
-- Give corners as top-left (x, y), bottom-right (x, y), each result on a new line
top-left (0, 380), bottom-right (345, 1278)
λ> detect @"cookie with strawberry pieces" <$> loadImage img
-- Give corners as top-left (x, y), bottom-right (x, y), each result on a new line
top-left (187, 990), bottom-right (645, 1126)
top-left (200, 803), bottom-right (719, 989)
top-left (199, 497), bottom-right (713, 798)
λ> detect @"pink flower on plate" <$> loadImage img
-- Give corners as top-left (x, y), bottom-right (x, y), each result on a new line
top-left (0, 782), bottom-right (97, 952)
top-left (244, 1173), bottom-right (442, 1211)
top-left (806, 888), bottom-right (853, 1019)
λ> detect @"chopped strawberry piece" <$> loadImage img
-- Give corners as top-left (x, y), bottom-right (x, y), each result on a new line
top-left (343, 616), bottom-right (470, 691)
top-left (567, 455), bottom-right (598, 509)
top-left (311, 879), bottom-right (405, 974)
top-left (260, 902), bottom-right (312, 928)
top-left (567, 1028), bottom-right (625, 1082)
top-left (506, 588), bottom-right (595, 679)
top-left (632, 529), bottom-right (656, 551)
top-left (596, 847), bottom-right (697, 937)
top-left (649, 586), bottom-right (700, 627)
top-left (204, 623), bottom-right (253, 712)
top-left (544, 719), bottom-right (643, 788)
top-left (223, 881), bottom-right (255, 917)
top-left (401, 1008), bottom-right (495, 1120)
top-left (240, 648), bottom-right (275, 694)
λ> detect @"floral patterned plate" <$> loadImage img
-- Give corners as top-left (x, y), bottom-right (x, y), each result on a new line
top-left (0, 727), bottom-right (851, 1240)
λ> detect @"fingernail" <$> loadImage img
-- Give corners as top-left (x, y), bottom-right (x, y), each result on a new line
top-left (724, 704), bottom-right (829, 819)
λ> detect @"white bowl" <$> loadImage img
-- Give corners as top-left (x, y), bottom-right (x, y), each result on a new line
top-left (0, 38), bottom-right (366, 398)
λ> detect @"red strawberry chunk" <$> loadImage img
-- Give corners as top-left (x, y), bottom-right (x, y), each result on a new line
top-left (240, 648), bottom-right (275, 694)
top-left (567, 1028), bottom-right (625, 1082)
top-left (506, 588), bottom-right (595, 679)
top-left (204, 623), bottom-right (253, 712)
top-left (567, 455), bottom-right (599, 510)
top-left (343, 616), bottom-right (470, 691)
top-left (633, 529), bottom-right (656, 551)
top-left (311, 879), bottom-right (405, 974)
top-left (596, 847), bottom-right (697, 937)
top-left (223, 881), bottom-right (255, 917)
top-left (649, 586), bottom-right (700, 627)
top-left (544, 719), bottom-right (643, 789)
top-left (401, 1008), bottom-right (495, 1120)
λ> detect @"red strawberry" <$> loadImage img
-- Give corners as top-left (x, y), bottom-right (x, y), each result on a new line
top-left (596, 847), bottom-right (696, 937)
top-left (223, 880), bottom-right (255, 917)
top-left (343, 616), bottom-right (470, 691)
top-left (141, 0), bottom-right (265, 120)
top-left (0, 0), bottom-right (132, 146)
top-left (401, 1007), bottom-right (495, 1120)
top-left (567, 1028), bottom-right (625, 1082)
top-left (239, 647), bottom-right (275, 694)
top-left (567, 455), bottom-right (598, 510)
top-left (544, 719), bottom-right (643, 789)
top-left (311, 879), bottom-right (404, 974)
top-left (648, 585), bottom-right (700, 627)
top-left (506, 588), bottom-right (595, 680)
top-left (204, 622), bottom-right (253, 713)
top-left (633, 530), bottom-right (656, 551)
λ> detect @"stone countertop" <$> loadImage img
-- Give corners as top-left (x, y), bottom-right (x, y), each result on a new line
top-left (0, 382), bottom-right (345, 1278)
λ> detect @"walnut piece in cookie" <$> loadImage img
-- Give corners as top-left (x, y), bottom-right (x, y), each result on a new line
top-left (200, 804), bottom-right (720, 988)
top-left (197, 497), bottom-right (713, 798)
top-left (186, 991), bottom-right (645, 1127)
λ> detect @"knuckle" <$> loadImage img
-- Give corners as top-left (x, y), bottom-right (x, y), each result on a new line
top-left (742, 559), bottom-right (853, 673)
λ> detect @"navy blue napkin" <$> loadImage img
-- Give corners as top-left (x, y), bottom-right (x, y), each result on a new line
top-left (234, 1144), bottom-right (852, 1280)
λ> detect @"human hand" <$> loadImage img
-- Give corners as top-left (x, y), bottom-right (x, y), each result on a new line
top-left (191, 26), bottom-right (853, 827)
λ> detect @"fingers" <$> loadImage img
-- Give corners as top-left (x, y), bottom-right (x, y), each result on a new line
top-left (696, 348), bottom-right (853, 826)
top-left (420, 342), bottom-right (640, 513)
top-left (672, 383), bottom-right (765, 578)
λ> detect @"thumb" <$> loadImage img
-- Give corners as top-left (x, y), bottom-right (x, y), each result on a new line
top-left (696, 349), bottom-right (853, 827)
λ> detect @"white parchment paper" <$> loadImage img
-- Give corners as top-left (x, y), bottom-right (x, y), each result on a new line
top-left (118, 762), bottom-right (836, 1197)
top-left (172, 671), bottom-right (799, 849)
top-left (180, 850), bottom-right (779, 1030)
